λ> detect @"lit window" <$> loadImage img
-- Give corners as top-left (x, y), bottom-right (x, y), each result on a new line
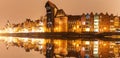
top-left (94, 20), bottom-right (99, 21)
top-left (82, 22), bottom-right (86, 25)
top-left (94, 41), bottom-right (98, 45)
top-left (85, 41), bottom-right (90, 45)
top-left (86, 28), bottom-right (90, 32)
top-left (94, 29), bottom-right (99, 32)
top-left (110, 20), bottom-right (114, 22)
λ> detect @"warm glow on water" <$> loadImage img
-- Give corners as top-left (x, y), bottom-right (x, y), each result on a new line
top-left (0, 37), bottom-right (45, 58)
top-left (0, 37), bottom-right (120, 58)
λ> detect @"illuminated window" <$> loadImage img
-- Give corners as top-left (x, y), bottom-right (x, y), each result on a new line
top-left (94, 23), bottom-right (98, 25)
top-left (110, 20), bottom-right (114, 22)
top-left (82, 22), bottom-right (86, 25)
top-left (85, 41), bottom-right (90, 45)
top-left (86, 28), bottom-right (90, 32)
top-left (94, 29), bottom-right (99, 32)
top-left (94, 41), bottom-right (98, 44)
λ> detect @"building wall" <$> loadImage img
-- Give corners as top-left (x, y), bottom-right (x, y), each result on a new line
top-left (54, 16), bottom-right (68, 32)
top-left (68, 15), bottom-right (81, 32)
top-left (85, 14), bottom-right (91, 32)
top-left (90, 13), bottom-right (94, 32)
top-left (109, 14), bottom-right (115, 32)
top-left (94, 14), bottom-right (99, 32)
top-left (99, 13), bottom-right (110, 32)
top-left (114, 16), bottom-right (120, 32)
top-left (81, 14), bottom-right (86, 32)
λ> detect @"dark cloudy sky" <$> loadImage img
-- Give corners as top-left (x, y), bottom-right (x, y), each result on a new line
top-left (0, 0), bottom-right (120, 28)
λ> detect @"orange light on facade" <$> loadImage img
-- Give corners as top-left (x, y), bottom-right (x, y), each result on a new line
top-left (76, 44), bottom-right (79, 47)
top-left (82, 47), bottom-right (85, 51)
top-left (73, 27), bottom-right (76, 30)
top-left (73, 42), bottom-right (76, 46)
top-left (85, 41), bottom-right (90, 45)
top-left (54, 41), bottom-right (59, 45)
top-left (85, 28), bottom-right (90, 32)
top-left (104, 27), bottom-right (106, 30)
top-left (77, 25), bottom-right (79, 28)
top-left (103, 27), bottom-right (107, 31)
top-left (103, 43), bottom-right (107, 46)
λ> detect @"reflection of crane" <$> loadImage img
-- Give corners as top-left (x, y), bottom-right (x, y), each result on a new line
top-left (46, 43), bottom-right (54, 58)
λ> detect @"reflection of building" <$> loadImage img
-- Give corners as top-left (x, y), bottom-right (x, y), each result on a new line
top-left (99, 41), bottom-right (110, 58)
top-left (54, 40), bottom-right (67, 56)
top-left (3, 36), bottom-right (120, 58)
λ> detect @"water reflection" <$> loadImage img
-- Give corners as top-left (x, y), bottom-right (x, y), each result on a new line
top-left (0, 37), bottom-right (45, 53)
top-left (0, 37), bottom-right (120, 58)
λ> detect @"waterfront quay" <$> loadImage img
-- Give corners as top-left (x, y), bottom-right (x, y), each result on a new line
top-left (0, 32), bottom-right (120, 40)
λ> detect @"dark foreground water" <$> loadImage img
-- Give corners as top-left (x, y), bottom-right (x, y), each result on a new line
top-left (0, 36), bottom-right (120, 58)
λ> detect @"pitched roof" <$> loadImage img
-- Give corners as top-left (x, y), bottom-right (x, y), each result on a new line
top-left (45, 1), bottom-right (58, 9)
top-left (55, 9), bottom-right (66, 17)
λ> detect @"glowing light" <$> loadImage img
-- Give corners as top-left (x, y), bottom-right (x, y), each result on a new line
top-left (103, 43), bottom-right (107, 46)
top-left (73, 27), bottom-right (76, 30)
top-left (38, 39), bottom-right (45, 44)
top-left (23, 28), bottom-right (28, 33)
top-left (39, 27), bottom-right (44, 32)
top-left (76, 44), bottom-right (79, 47)
top-left (39, 45), bottom-right (43, 49)
top-left (77, 25), bottom-right (79, 28)
top-left (82, 47), bottom-right (85, 51)
top-left (7, 37), bottom-right (13, 43)
top-left (82, 22), bottom-right (85, 25)
top-left (86, 28), bottom-right (90, 32)
top-left (73, 42), bottom-right (76, 46)
top-left (8, 28), bottom-right (14, 33)
top-left (104, 27), bottom-right (107, 30)
top-left (23, 38), bottom-right (28, 42)
top-left (94, 41), bottom-right (98, 44)
top-left (54, 41), bottom-right (59, 45)
top-left (39, 22), bottom-right (43, 26)
top-left (85, 41), bottom-right (90, 45)
top-left (55, 27), bottom-right (58, 30)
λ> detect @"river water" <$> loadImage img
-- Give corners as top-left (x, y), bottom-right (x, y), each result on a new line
top-left (0, 37), bottom-right (120, 58)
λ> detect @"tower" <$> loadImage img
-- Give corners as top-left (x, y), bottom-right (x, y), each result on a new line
top-left (45, 1), bottom-right (58, 32)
